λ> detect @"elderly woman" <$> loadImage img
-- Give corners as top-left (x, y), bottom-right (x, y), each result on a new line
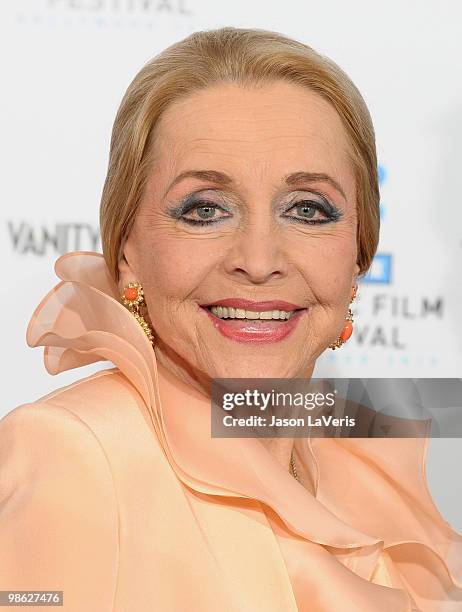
top-left (0, 27), bottom-right (460, 612)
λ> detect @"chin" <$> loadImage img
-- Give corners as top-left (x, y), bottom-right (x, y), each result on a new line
top-left (210, 358), bottom-right (299, 380)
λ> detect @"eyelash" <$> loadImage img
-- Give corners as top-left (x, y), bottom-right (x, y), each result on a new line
top-left (173, 199), bottom-right (342, 226)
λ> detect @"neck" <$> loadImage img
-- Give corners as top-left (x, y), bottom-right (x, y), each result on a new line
top-left (153, 340), bottom-right (315, 481)
top-left (153, 341), bottom-right (213, 400)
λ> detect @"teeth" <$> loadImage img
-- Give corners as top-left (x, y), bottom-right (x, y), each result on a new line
top-left (209, 306), bottom-right (296, 320)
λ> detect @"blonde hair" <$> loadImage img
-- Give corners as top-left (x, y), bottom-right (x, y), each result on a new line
top-left (100, 26), bottom-right (380, 283)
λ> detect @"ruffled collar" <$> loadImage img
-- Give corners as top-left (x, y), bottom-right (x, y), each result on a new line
top-left (26, 250), bottom-right (462, 591)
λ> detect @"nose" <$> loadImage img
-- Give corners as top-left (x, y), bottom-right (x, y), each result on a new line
top-left (222, 221), bottom-right (288, 285)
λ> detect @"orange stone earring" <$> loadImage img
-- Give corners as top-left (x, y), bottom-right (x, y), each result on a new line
top-left (329, 284), bottom-right (357, 350)
top-left (121, 282), bottom-right (155, 345)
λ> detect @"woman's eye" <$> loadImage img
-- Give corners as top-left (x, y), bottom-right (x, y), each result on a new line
top-left (172, 197), bottom-right (341, 226)
top-left (181, 202), bottom-right (230, 225)
top-left (284, 201), bottom-right (332, 224)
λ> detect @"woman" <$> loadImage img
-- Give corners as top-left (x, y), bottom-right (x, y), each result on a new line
top-left (0, 26), bottom-right (460, 612)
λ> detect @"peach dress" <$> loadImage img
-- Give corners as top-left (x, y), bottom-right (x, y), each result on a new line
top-left (0, 251), bottom-right (461, 611)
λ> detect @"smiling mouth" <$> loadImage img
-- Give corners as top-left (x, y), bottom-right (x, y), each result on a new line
top-left (204, 305), bottom-right (306, 321)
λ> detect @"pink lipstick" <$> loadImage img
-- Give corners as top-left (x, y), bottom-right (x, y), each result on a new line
top-left (199, 298), bottom-right (307, 344)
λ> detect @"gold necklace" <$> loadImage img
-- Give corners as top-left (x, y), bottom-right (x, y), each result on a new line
top-left (289, 448), bottom-right (300, 482)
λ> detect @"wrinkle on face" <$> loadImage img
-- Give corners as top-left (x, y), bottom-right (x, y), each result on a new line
top-left (120, 81), bottom-right (359, 387)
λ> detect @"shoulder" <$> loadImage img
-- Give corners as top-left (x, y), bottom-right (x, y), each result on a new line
top-left (0, 369), bottom-right (144, 504)
top-left (2, 366), bottom-right (153, 450)
top-left (0, 366), bottom-right (162, 497)
top-left (32, 365), bottom-right (143, 418)
top-left (0, 391), bottom-right (118, 508)
top-left (0, 381), bottom-right (120, 602)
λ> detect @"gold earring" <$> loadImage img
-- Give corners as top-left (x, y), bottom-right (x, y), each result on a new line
top-left (329, 284), bottom-right (357, 350)
top-left (121, 282), bottom-right (155, 345)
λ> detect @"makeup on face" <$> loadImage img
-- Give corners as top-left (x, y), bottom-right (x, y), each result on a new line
top-left (198, 298), bottom-right (308, 344)
top-left (127, 82), bottom-right (358, 379)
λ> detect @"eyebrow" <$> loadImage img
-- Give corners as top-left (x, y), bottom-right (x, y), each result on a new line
top-left (164, 169), bottom-right (347, 200)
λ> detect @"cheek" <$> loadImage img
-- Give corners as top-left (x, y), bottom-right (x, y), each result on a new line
top-left (292, 231), bottom-right (357, 304)
top-left (135, 231), bottom-right (217, 305)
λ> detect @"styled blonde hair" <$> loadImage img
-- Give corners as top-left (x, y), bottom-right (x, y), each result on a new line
top-left (100, 26), bottom-right (380, 283)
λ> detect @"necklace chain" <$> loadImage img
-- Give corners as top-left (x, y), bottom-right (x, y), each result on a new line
top-left (289, 448), bottom-right (299, 482)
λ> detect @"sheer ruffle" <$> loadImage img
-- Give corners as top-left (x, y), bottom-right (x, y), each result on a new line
top-left (26, 251), bottom-right (462, 611)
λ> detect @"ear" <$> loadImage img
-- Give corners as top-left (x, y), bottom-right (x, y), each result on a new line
top-left (352, 262), bottom-right (360, 286)
top-left (117, 238), bottom-right (139, 293)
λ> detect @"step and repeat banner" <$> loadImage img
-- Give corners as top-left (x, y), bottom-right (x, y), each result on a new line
top-left (1, 2), bottom-right (462, 528)
top-left (2, 0), bottom-right (461, 403)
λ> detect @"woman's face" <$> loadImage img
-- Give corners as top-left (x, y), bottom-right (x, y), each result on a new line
top-left (119, 81), bottom-right (359, 384)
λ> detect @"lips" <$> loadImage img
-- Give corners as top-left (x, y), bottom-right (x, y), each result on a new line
top-left (198, 298), bottom-right (307, 344)
top-left (200, 298), bottom-right (303, 311)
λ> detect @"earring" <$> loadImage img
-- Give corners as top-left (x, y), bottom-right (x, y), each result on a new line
top-left (121, 282), bottom-right (155, 345)
top-left (329, 284), bottom-right (357, 350)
